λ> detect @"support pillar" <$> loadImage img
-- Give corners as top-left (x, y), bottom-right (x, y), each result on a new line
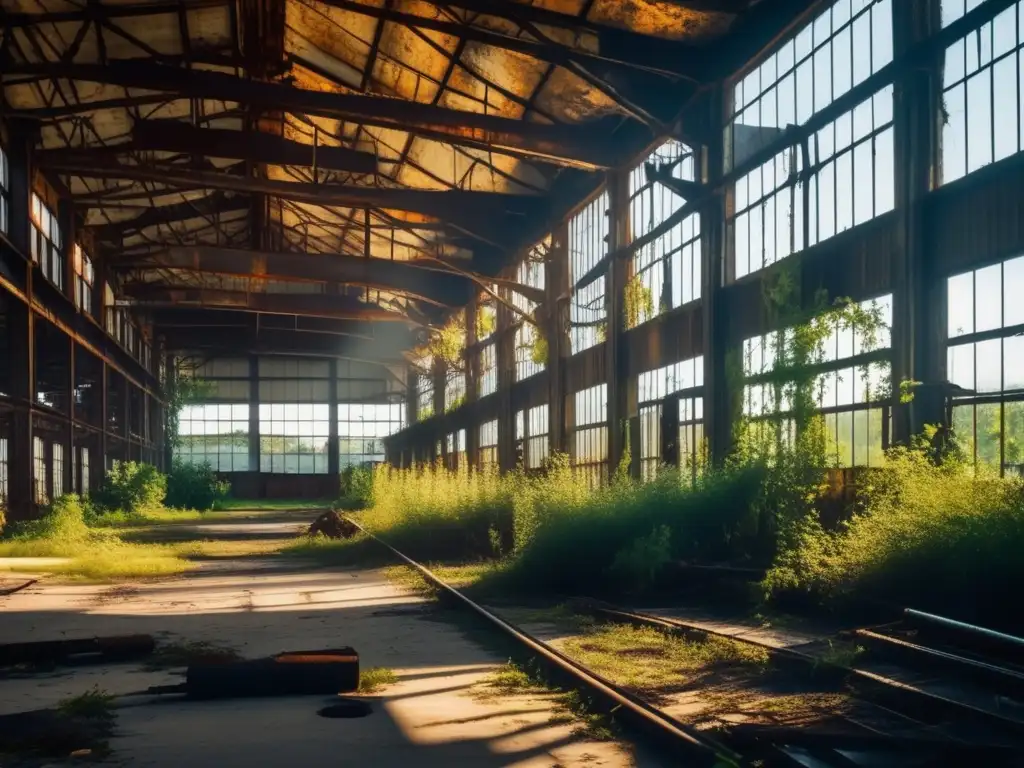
top-left (546, 221), bottom-right (570, 456)
top-left (606, 169), bottom-right (630, 477)
top-left (703, 86), bottom-right (734, 467)
top-left (464, 300), bottom-right (480, 467)
top-left (891, 0), bottom-right (944, 444)
top-left (64, 334), bottom-right (75, 496)
top-left (8, 301), bottom-right (35, 521)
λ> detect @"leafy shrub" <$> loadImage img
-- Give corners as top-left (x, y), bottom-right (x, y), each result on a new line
top-left (165, 460), bottom-right (230, 510)
top-left (6, 494), bottom-right (91, 542)
top-left (763, 445), bottom-right (1024, 627)
top-left (609, 525), bottom-right (672, 591)
top-left (92, 461), bottom-right (167, 517)
top-left (338, 465), bottom-right (374, 510)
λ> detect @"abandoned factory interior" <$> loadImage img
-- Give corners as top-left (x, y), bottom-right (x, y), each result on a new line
top-left (4, 0), bottom-right (1024, 765)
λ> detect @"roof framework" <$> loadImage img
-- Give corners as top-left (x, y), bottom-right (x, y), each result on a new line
top-left (0, 0), bottom-right (808, 360)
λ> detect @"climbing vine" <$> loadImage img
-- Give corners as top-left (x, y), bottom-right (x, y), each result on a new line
top-left (476, 304), bottom-right (497, 340)
top-left (165, 367), bottom-right (216, 449)
top-left (623, 274), bottom-right (655, 329)
top-left (428, 313), bottom-right (467, 372)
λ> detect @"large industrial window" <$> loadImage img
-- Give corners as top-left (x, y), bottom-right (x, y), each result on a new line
top-left (445, 372), bottom-right (466, 412)
top-left (0, 437), bottom-right (8, 504)
top-left (258, 404), bottom-right (329, 473)
top-left (742, 295), bottom-right (892, 466)
top-left (177, 404), bottom-right (251, 472)
top-left (73, 245), bottom-right (94, 315)
top-left (638, 356), bottom-right (704, 481)
top-left (479, 343), bottom-right (497, 398)
top-left (941, 1), bottom-right (1023, 184)
top-left (0, 146), bottom-right (8, 234)
top-left (947, 254), bottom-right (1024, 475)
top-left (728, 0), bottom-right (895, 279)
top-left (513, 242), bottom-right (547, 381)
top-left (572, 383), bottom-right (608, 488)
top-left (679, 395), bottom-right (706, 485)
top-left (479, 419), bottom-right (498, 468)
top-left (569, 193), bottom-right (609, 354)
top-left (52, 442), bottom-right (64, 499)
top-left (629, 140), bottom-right (701, 326)
top-left (515, 403), bottom-right (550, 469)
top-left (33, 435), bottom-right (47, 504)
top-left (417, 362), bottom-right (434, 420)
top-left (339, 403), bottom-right (404, 468)
top-left (446, 429), bottom-right (467, 470)
top-left (30, 194), bottom-right (64, 290)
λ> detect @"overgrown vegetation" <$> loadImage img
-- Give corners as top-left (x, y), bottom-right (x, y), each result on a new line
top-left (164, 460), bottom-right (230, 510)
top-left (358, 666), bottom-right (398, 693)
top-left (352, 279), bottom-right (1024, 628)
top-left (337, 465), bottom-right (374, 509)
top-left (0, 495), bottom-right (191, 579)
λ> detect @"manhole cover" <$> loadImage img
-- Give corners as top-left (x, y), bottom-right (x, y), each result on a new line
top-left (318, 700), bottom-right (373, 719)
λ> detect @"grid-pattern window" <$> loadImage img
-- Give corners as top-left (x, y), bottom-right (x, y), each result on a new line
top-left (573, 384), bottom-right (608, 488)
top-left (479, 343), bottom-right (497, 398)
top-left (638, 357), bottom-right (704, 481)
top-left (259, 403), bottom-right (330, 473)
top-left (679, 396), bottom-right (706, 485)
top-left (0, 438), bottom-right (8, 504)
top-left (79, 446), bottom-right (90, 496)
top-left (178, 404), bottom-right (250, 472)
top-left (73, 245), bottom-right (94, 315)
top-left (742, 295), bottom-right (892, 466)
top-left (31, 194), bottom-right (64, 290)
top-left (52, 442), bottom-right (64, 499)
top-left (339, 402), bottom-right (404, 468)
top-left (569, 193), bottom-right (609, 354)
top-left (0, 145), bottom-right (8, 234)
top-left (947, 255), bottom-right (1024, 475)
top-left (446, 429), bottom-right (467, 470)
top-left (728, 0), bottom-right (895, 279)
top-left (446, 372), bottom-right (466, 412)
top-left (513, 242), bottom-right (548, 381)
top-left (417, 364), bottom-right (435, 420)
top-left (941, 1), bottom-right (1024, 184)
top-left (33, 436), bottom-right (47, 504)
top-left (629, 140), bottom-right (701, 326)
top-left (479, 419), bottom-right (498, 468)
top-left (515, 404), bottom-right (550, 469)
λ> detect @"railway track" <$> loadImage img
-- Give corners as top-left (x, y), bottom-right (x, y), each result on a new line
top-left (348, 520), bottom-right (1024, 767)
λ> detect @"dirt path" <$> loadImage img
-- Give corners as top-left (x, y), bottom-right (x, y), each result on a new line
top-left (0, 510), bottom-right (659, 767)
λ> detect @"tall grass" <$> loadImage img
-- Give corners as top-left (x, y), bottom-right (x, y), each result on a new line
top-left (0, 495), bottom-right (189, 579)
top-left (762, 447), bottom-right (1024, 626)
top-left (354, 456), bottom-right (768, 595)
top-left (358, 438), bottom-right (1024, 625)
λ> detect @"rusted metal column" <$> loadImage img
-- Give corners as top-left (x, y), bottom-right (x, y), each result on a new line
top-left (496, 285), bottom-right (516, 472)
top-left (8, 300), bottom-right (35, 521)
top-left (6, 126), bottom-right (35, 519)
top-left (464, 299), bottom-right (479, 467)
top-left (606, 169), bottom-right (630, 477)
top-left (546, 220), bottom-right (570, 456)
top-left (702, 86), bottom-right (733, 467)
top-left (891, 0), bottom-right (943, 445)
top-left (64, 334), bottom-right (75, 495)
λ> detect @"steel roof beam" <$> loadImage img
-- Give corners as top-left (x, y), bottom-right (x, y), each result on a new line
top-left (11, 61), bottom-right (613, 170)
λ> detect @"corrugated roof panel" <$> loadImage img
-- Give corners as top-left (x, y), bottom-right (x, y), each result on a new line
top-left (588, 0), bottom-right (733, 41)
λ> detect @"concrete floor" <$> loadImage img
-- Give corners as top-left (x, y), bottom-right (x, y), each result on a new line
top-left (0, 516), bottom-right (660, 767)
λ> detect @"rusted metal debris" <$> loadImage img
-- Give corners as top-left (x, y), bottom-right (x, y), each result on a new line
top-left (307, 511), bottom-right (360, 540)
top-left (0, 634), bottom-right (156, 668)
top-left (184, 648), bottom-right (360, 699)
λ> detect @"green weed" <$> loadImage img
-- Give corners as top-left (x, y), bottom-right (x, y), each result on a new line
top-left (358, 666), bottom-right (398, 693)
